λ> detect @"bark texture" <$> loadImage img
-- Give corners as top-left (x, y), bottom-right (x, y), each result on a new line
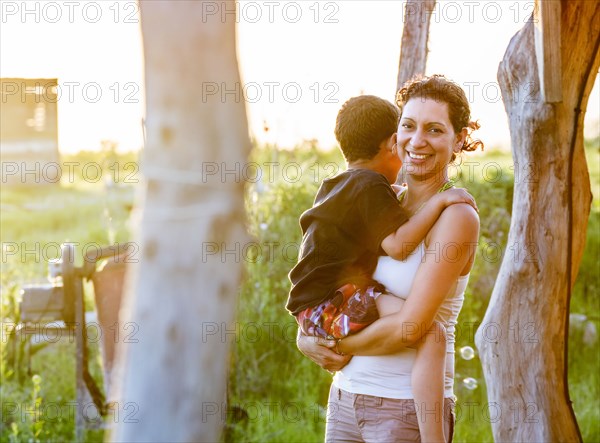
top-left (396, 0), bottom-right (436, 91)
top-left (475, 1), bottom-right (599, 441)
top-left (109, 2), bottom-right (250, 441)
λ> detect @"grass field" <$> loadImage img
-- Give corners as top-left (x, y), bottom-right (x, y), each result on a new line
top-left (1, 140), bottom-right (598, 442)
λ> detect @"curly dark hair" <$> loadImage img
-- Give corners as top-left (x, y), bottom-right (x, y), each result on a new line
top-left (334, 95), bottom-right (399, 162)
top-left (396, 75), bottom-right (484, 159)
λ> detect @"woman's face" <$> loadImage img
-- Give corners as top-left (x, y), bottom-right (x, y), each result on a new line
top-left (397, 98), bottom-right (463, 180)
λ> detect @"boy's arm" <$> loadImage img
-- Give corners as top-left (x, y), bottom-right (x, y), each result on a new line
top-left (381, 188), bottom-right (477, 260)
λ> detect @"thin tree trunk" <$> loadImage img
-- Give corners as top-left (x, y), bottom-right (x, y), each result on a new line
top-left (396, 0), bottom-right (436, 91)
top-left (475, 1), bottom-right (599, 441)
top-left (109, 1), bottom-right (250, 441)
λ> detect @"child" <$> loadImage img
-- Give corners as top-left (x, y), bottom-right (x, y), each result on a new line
top-left (287, 95), bottom-right (475, 442)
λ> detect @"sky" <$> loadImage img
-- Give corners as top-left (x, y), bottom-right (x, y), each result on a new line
top-left (1, 0), bottom-right (598, 153)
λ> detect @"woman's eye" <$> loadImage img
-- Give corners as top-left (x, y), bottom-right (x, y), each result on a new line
top-left (429, 128), bottom-right (442, 133)
top-left (401, 123), bottom-right (413, 129)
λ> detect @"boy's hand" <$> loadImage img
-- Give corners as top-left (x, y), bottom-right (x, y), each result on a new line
top-left (435, 188), bottom-right (478, 212)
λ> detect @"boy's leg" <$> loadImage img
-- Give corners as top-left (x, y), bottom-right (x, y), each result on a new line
top-left (412, 321), bottom-right (447, 443)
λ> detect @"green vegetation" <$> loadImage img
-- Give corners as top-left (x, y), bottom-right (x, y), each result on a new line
top-left (1, 140), bottom-right (598, 442)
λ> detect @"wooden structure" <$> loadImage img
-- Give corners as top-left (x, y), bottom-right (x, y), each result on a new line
top-left (15, 243), bottom-right (131, 440)
top-left (0, 78), bottom-right (59, 185)
top-left (91, 254), bottom-right (127, 398)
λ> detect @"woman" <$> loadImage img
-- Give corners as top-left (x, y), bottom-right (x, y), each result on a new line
top-left (297, 75), bottom-right (482, 442)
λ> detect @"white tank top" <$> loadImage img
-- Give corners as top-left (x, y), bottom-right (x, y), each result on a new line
top-left (333, 242), bottom-right (469, 399)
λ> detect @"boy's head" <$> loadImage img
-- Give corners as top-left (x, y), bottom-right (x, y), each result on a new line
top-left (334, 95), bottom-right (400, 163)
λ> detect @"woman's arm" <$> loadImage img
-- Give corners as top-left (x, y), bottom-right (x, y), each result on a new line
top-left (296, 329), bottom-right (352, 371)
top-left (338, 203), bottom-right (479, 356)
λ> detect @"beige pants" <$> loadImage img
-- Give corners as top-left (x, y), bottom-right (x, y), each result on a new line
top-left (325, 385), bottom-right (455, 443)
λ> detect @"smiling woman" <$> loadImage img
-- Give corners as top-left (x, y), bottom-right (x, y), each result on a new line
top-left (397, 75), bottom-right (483, 183)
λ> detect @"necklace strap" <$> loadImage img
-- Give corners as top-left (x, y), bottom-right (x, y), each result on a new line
top-left (397, 181), bottom-right (455, 206)
top-left (438, 181), bottom-right (455, 193)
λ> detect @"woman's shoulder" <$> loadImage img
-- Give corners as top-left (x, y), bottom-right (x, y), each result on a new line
top-left (429, 203), bottom-right (480, 241)
top-left (442, 202), bottom-right (479, 223)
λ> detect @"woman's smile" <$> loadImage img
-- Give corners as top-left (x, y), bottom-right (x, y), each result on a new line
top-left (406, 151), bottom-right (431, 160)
top-left (405, 151), bottom-right (433, 162)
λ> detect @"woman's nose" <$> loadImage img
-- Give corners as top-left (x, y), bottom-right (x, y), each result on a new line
top-left (409, 129), bottom-right (427, 148)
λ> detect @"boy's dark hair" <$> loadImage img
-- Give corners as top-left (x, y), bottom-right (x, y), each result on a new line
top-left (334, 95), bottom-right (399, 162)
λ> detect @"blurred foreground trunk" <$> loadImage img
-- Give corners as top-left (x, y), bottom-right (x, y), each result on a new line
top-left (109, 1), bottom-right (250, 441)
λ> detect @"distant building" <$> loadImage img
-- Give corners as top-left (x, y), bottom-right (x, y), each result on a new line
top-left (1, 78), bottom-right (60, 185)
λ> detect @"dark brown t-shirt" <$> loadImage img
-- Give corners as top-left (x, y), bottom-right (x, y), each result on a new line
top-left (287, 168), bottom-right (409, 315)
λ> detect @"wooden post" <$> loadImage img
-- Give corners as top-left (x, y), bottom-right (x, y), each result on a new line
top-left (396, 0), bottom-right (436, 91)
top-left (109, 1), bottom-right (250, 441)
top-left (534, 0), bottom-right (562, 102)
top-left (91, 255), bottom-right (126, 398)
top-left (61, 243), bottom-right (85, 441)
top-left (475, 1), bottom-right (599, 441)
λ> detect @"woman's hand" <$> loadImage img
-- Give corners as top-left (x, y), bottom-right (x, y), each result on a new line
top-left (296, 331), bottom-right (352, 372)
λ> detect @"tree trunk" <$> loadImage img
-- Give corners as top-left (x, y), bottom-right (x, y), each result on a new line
top-left (109, 2), bottom-right (250, 441)
top-left (396, 0), bottom-right (436, 91)
top-left (475, 1), bottom-right (599, 441)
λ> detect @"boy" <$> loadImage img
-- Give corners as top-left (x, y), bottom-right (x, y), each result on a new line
top-left (287, 95), bottom-right (474, 442)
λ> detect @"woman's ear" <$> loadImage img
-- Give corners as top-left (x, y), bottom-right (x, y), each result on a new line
top-left (454, 128), bottom-right (467, 153)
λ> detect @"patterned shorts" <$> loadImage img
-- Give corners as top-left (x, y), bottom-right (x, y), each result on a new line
top-left (296, 284), bottom-right (382, 339)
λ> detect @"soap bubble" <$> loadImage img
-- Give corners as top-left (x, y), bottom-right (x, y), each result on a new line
top-left (463, 377), bottom-right (478, 390)
top-left (460, 346), bottom-right (475, 360)
top-left (583, 321), bottom-right (598, 345)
